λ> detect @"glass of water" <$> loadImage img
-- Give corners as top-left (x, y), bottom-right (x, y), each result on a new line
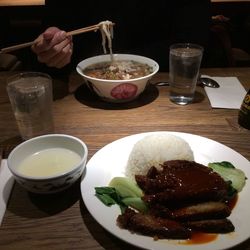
top-left (6, 72), bottom-right (54, 140)
top-left (169, 43), bottom-right (203, 105)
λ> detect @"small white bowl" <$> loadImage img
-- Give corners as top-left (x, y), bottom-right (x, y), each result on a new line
top-left (7, 134), bottom-right (88, 194)
top-left (76, 54), bottom-right (159, 103)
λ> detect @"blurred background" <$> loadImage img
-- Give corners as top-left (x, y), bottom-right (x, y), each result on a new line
top-left (0, 0), bottom-right (250, 72)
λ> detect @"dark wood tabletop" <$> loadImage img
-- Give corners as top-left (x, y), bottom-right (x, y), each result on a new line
top-left (0, 67), bottom-right (250, 250)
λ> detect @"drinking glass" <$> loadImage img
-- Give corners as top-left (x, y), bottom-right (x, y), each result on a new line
top-left (6, 72), bottom-right (54, 140)
top-left (169, 43), bottom-right (203, 105)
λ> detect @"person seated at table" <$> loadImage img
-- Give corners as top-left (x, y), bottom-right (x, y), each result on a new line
top-left (30, 0), bottom-right (211, 73)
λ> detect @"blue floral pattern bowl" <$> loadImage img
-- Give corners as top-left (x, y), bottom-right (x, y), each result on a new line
top-left (7, 134), bottom-right (88, 194)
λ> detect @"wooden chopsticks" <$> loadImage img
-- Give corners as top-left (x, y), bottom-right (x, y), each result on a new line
top-left (0, 23), bottom-right (113, 54)
top-left (66, 24), bottom-right (100, 36)
top-left (1, 41), bottom-right (35, 54)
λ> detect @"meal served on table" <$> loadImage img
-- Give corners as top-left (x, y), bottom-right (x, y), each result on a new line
top-left (95, 133), bottom-right (247, 241)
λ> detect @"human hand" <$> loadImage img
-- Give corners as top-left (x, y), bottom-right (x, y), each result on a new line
top-left (31, 27), bottom-right (73, 68)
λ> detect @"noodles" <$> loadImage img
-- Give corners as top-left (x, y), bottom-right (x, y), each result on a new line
top-left (98, 20), bottom-right (114, 60)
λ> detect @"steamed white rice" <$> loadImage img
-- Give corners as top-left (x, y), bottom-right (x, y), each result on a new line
top-left (125, 133), bottom-right (194, 179)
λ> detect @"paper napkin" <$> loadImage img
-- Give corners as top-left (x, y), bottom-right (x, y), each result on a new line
top-left (203, 76), bottom-right (247, 109)
top-left (0, 159), bottom-right (14, 226)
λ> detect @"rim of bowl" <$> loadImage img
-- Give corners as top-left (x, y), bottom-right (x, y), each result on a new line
top-left (7, 134), bottom-right (88, 181)
top-left (76, 53), bottom-right (159, 83)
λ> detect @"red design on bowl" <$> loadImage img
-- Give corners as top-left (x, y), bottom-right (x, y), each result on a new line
top-left (111, 83), bottom-right (138, 99)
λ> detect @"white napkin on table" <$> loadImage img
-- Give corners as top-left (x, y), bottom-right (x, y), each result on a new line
top-left (203, 76), bottom-right (247, 109)
top-left (0, 159), bottom-right (14, 226)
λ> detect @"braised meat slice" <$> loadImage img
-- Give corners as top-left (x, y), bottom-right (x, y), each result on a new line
top-left (136, 166), bottom-right (177, 194)
top-left (171, 201), bottom-right (231, 221)
top-left (185, 219), bottom-right (235, 233)
top-left (117, 208), bottom-right (191, 239)
top-left (117, 160), bottom-right (236, 239)
top-left (136, 160), bottom-right (230, 206)
top-left (149, 202), bottom-right (231, 221)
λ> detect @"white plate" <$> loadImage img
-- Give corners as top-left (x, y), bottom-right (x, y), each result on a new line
top-left (81, 131), bottom-right (250, 250)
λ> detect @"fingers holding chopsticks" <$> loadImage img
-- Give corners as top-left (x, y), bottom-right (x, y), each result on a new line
top-left (31, 27), bottom-right (73, 68)
top-left (1, 21), bottom-right (114, 67)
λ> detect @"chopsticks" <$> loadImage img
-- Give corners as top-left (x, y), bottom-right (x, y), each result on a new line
top-left (0, 41), bottom-right (35, 54)
top-left (0, 22), bottom-right (114, 54)
top-left (66, 24), bottom-right (101, 36)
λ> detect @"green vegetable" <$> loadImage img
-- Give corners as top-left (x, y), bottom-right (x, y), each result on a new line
top-left (122, 197), bottom-right (148, 213)
top-left (95, 177), bottom-right (147, 213)
top-left (95, 187), bottom-right (120, 206)
top-left (208, 161), bottom-right (247, 192)
top-left (95, 186), bottom-right (127, 213)
top-left (109, 177), bottom-right (143, 198)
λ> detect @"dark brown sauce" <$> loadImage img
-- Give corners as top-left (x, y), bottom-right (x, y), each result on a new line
top-left (183, 233), bottom-right (218, 245)
top-left (227, 194), bottom-right (238, 211)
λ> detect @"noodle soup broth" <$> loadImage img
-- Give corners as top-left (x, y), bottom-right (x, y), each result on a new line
top-left (83, 60), bottom-right (153, 80)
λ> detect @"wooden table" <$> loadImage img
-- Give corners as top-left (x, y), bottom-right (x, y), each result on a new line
top-left (0, 68), bottom-right (250, 249)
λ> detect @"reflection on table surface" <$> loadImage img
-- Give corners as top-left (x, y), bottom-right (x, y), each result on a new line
top-left (0, 67), bottom-right (250, 250)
